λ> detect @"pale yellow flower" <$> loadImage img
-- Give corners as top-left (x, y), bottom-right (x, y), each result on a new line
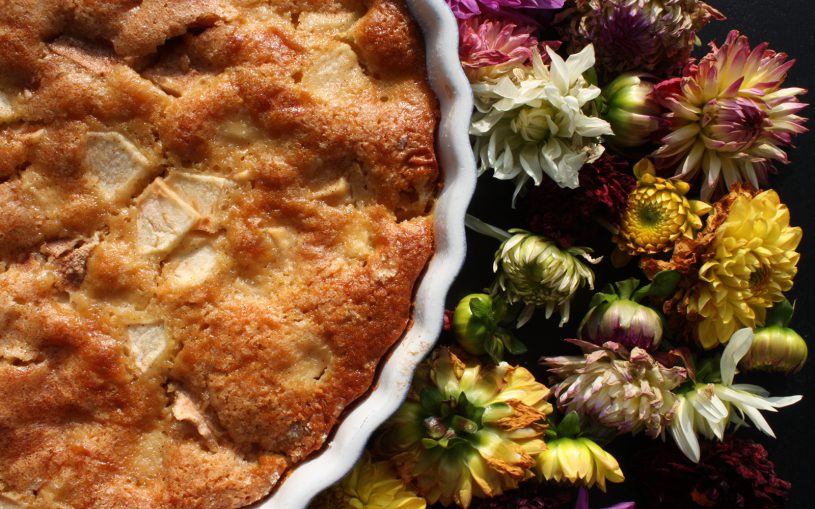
top-left (536, 437), bottom-right (624, 491)
top-left (311, 452), bottom-right (426, 509)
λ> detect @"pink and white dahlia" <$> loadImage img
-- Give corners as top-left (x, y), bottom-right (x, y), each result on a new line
top-left (654, 31), bottom-right (809, 199)
top-left (459, 17), bottom-right (541, 81)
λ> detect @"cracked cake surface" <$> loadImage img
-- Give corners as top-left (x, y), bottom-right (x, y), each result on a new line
top-left (0, 1), bottom-right (439, 507)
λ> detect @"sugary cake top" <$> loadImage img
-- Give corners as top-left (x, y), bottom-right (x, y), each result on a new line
top-left (0, 1), bottom-right (438, 507)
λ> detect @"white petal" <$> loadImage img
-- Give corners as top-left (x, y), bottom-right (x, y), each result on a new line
top-left (720, 328), bottom-right (753, 385)
top-left (670, 397), bottom-right (701, 463)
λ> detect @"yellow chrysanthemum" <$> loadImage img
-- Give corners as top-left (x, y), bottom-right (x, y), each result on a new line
top-left (376, 348), bottom-right (553, 508)
top-left (311, 452), bottom-right (426, 509)
top-left (614, 159), bottom-right (710, 261)
top-left (685, 188), bottom-right (801, 348)
top-left (535, 437), bottom-right (624, 491)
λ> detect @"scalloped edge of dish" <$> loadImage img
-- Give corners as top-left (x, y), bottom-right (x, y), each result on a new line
top-left (259, 1), bottom-right (474, 507)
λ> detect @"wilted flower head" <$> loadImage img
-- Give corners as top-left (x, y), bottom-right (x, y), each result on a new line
top-left (527, 154), bottom-right (636, 249)
top-left (614, 159), bottom-right (710, 261)
top-left (601, 73), bottom-right (664, 148)
top-left (470, 45), bottom-right (613, 200)
top-left (543, 340), bottom-right (687, 437)
top-left (536, 437), bottom-right (625, 491)
top-left (639, 437), bottom-right (791, 509)
top-left (668, 329), bottom-right (802, 463)
top-left (653, 31), bottom-right (809, 199)
top-left (459, 17), bottom-right (541, 82)
top-left (559, 0), bottom-right (723, 78)
top-left (493, 229), bottom-right (600, 326)
top-left (645, 186), bottom-right (801, 348)
top-left (448, 0), bottom-right (567, 20)
top-left (377, 347), bottom-right (553, 508)
top-left (311, 452), bottom-right (426, 509)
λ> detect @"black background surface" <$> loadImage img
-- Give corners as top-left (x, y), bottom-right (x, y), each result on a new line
top-left (445, 1), bottom-right (815, 507)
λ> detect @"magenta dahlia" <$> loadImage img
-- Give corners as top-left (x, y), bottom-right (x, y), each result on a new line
top-left (653, 31), bottom-right (809, 199)
top-left (448, 0), bottom-right (566, 20)
top-left (459, 16), bottom-right (541, 81)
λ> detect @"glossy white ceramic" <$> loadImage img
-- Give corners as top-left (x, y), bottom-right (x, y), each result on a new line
top-left (258, 1), bottom-right (474, 507)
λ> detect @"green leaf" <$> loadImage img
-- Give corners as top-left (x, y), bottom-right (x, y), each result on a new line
top-left (419, 388), bottom-right (442, 415)
top-left (556, 411), bottom-right (581, 439)
top-left (485, 336), bottom-right (505, 365)
top-left (469, 296), bottom-right (493, 321)
top-left (421, 438), bottom-right (439, 449)
top-left (642, 271), bottom-right (681, 299)
top-left (765, 298), bottom-right (795, 327)
top-left (502, 333), bottom-right (528, 355)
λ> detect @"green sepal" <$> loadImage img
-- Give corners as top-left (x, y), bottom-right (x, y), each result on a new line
top-left (556, 411), bottom-right (581, 439)
top-left (765, 298), bottom-right (795, 327)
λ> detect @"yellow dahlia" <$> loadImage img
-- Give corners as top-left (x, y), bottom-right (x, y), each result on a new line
top-left (536, 437), bottom-right (624, 491)
top-left (613, 159), bottom-right (709, 261)
top-left (376, 347), bottom-right (553, 508)
top-left (311, 452), bottom-right (426, 509)
top-left (685, 188), bottom-right (801, 348)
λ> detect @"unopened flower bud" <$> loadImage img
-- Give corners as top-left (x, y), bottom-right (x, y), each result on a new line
top-left (740, 325), bottom-right (808, 374)
top-left (579, 299), bottom-right (664, 350)
top-left (602, 73), bottom-right (663, 148)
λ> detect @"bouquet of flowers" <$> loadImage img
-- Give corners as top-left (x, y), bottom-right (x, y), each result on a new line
top-left (313, 1), bottom-right (808, 508)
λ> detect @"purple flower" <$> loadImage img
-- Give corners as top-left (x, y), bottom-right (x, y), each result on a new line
top-left (447, 0), bottom-right (566, 20)
top-left (575, 487), bottom-right (635, 509)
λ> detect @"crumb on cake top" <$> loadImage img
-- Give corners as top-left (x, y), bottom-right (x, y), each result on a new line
top-left (0, 1), bottom-right (438, 507)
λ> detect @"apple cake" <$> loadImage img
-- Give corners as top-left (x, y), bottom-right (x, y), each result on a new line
top-left (0, 1), bottom-right (439, 507)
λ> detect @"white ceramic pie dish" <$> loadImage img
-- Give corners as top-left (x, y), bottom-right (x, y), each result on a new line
top-left (259, 1), bottom-right (474, 507)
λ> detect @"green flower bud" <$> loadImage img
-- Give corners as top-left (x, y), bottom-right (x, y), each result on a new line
top-left (740, 325), bottom-right (808, 374)
top-left (601, 73), bottom-right (663, 148)
top-left (452, 293), bottom-right (527, 363)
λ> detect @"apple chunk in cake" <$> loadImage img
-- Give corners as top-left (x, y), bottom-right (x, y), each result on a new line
top-left (0, 1), bottom-right (438, 508)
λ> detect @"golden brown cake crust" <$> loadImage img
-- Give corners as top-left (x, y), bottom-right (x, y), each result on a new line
top-left (0, 1), bottom-right (439, 508)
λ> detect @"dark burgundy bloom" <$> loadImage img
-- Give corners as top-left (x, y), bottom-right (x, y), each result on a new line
top-left (526, 154), bottom-right (635, 249)
top-left (638, 438), bottom-right (791, 509)
top-left (469, 482), bottom-right (574, 509)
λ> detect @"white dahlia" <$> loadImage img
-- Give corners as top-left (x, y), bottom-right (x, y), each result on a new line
top-left (470, 45), bottom-right (613, 201)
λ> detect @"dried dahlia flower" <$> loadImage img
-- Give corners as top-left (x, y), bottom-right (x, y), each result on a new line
top-left (459, 17), bottom-right (542, 82)
top-left (527, 154), bottom-right (635, 249)
top-left (543, 340), bottom-right (687, 437)
top-left (376, 347), bottom-right (553, 508)
top-left (559, 0), bottom-right (723, 78)
top-left (653, 31), bottom-right (809, 200)
top-left (640, 437), bottom-right (791, 509)
top-left (614, 159), bottom-right (709, 261)
top-left (645, 186), bottom-right (801, 348)
top-left (311, 452), bottom-right (426, 509)
top-left (493, 229), bottom-right (600, 326)
top-left (470, 45), bottom-right (613, 199)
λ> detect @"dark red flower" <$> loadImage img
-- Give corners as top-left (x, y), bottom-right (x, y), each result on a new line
top-left (638, 437), bottom-right (791, 509)
top-left (469, 482), bottom-right (574, 509)
top-left (526, 154), bottom-right (635, 249)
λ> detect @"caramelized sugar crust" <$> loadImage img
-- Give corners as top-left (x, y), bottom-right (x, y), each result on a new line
top-left (0, 1), bottom-right (438, 507)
